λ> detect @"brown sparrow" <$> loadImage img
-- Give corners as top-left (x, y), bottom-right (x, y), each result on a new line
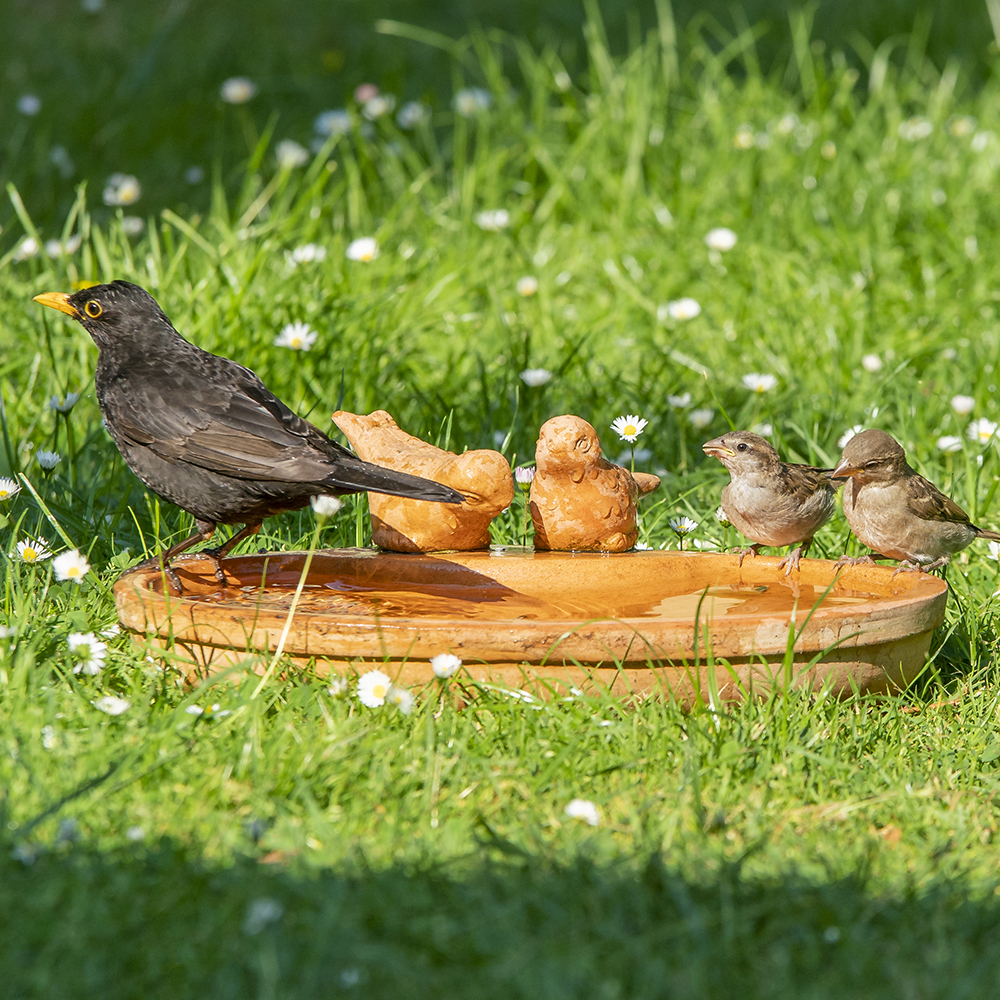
top-left (832, 428), bottom-right (1000, 572)
top-left (703, 431), bottom-right (839, 573)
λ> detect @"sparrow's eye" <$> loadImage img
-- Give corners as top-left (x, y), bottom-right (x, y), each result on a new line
top-left (736, 442), bottom-right (748, 452)
top-left (864, 460), bottom-right (880, 469)
top-left (84, 300), bottom-right (102, 319)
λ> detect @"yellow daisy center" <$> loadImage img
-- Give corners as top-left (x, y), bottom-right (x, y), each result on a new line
top-left (66, 566), bottom-right (81, 577)
top-left (23, 548), bottom-right (37, 561)
top-left (372, 683), bottom-right (387, 699)
top-left (0, 490), bottom-right (9, 499)
top-left (623, 424), bottom-right (637, 436)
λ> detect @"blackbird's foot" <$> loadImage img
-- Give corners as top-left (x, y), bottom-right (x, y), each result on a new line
top-left (137, 556), bottom-right (184, 594)
top-left (200, 547), bottom-right (229, 586)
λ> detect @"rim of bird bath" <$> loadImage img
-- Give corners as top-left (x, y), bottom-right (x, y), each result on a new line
top-left (113, 548), bottom-right (948, 706)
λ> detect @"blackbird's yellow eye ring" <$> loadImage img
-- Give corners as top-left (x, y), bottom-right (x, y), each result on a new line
top-left (84, 300), bottom-right (102, 318)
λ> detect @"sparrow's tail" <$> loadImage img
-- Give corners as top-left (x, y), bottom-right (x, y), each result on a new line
top-left (976, 527), bottom-right (1000, 541)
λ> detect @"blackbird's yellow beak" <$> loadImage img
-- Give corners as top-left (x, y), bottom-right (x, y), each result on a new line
top-left (33, 292), bottom-right (79, 318)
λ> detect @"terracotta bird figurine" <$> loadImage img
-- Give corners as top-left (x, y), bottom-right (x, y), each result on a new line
top-left (529, 415), bottom-right (660, 551)
top-left (832, 428), bottom-right (1000, 572)
top-left (703, 431), bottom-right (839, 573)
top-left (332, 409), bottom-right (514, 552)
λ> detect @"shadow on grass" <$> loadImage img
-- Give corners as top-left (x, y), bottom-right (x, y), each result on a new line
top-left (4, 839), bottom-right (1000, 999)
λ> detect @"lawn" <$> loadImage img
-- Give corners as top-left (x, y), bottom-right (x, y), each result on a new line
top-left (4, 2), bottom-right (1000, 997)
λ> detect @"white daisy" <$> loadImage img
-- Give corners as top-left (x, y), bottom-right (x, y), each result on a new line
top-left (514, 467), bottom-right (535, 486)
top-left (273, 322), bottom-right (317, 351)
top-left (286, 243), bottom-right (327, 266)
top-left (92, 694), bottom-right (130, 715)
top-left (67, 632), bottom-right (107, 675)
top-left (610, 415), bottom-right (648, 442)
top-left (667, 393), bottom-right (692, 409)
top-left (453, 87), bottom-right (492, 116)
top-left (16, 538), bottom-right (51, 563)
top-left (386, 684), bottom-right (415, 714)
top-left (12, 237), bottom-right (40, 261)
top-left (121, 216), bottom-right (144, 236)
top-left (520, 368), bottom-right (552, 387)
top-left (48, 392), bottom-right (80, 412)
top-left (327, 675), bottom-right (349, 697)
top-left (715, 506), bottom-right (731, 526)
top-left (838, 425), bottom-right (864, 448)
top-left (564, 798), bottom-right (600, 826)
top-left (346, 237), bottom-right (379, 262)
top-left (689, 409), bottom-right (714, 430)
top-left (937, 435), bottom-right (962, 453)
top-left (733, 124), bottom-right (755, 149)
top-left (52, 549), bottom-right (90, 583)
top-left (220, 77), bottom-right (257, 104)
top-left (354, 83), bottom-right (379, 102)
top-left (357, 669), bottom-right (392, 707)
top-left (0, 478), bottom-right (21, 501)
top-left (275, 139), bottom-right (309, 169)
top-left (396, 101), bottom-right (430, 129)
top-left (431, 653), bottom-right (462, 679)
top-left (898, 116), bottom-right (932, 141)
top-left (951, 395), bottom-right (976, 415)
top-left (989, 541), bottom-right (1000, 560)
top-left (362, 94), bottom-right (396, 120)
top-left (475, 209), bottom-right (510, 231)
top-left (634, 541), bottom-right (651, 551)
top-left (669, 516), bottom-right (698, 535)
top-left (314, 109), bottom-right (353, 137)
top-left (861, 354), bottom-right (883, 373)
top-left (17, 94), bottom-right (41, 116)
top-left (742, 373), bottom-right (777, 393)
top-left (704, 228), bottom-right (737, 251)
top-left (310, 495), bottom-right (343, 518)
top-left (665, 298), bottom-right (702, 321)
top-left (37, 450), bottom-right (61, 471)
top-left (516, 276), bottom-right (538, 297)
top-left (102, 173), bottom-right (141, 206)
top-left (968, 419), bottom-right (998, 444)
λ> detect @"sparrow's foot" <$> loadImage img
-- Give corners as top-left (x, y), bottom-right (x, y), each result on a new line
top-left (731, 544), bottom-right (760, 567)
top-left (777, 546), bottom-right (804, 575)
top-left (833, 554), bottom-right (875, 569)
top-left (892, 556), bottom-right (949, 577)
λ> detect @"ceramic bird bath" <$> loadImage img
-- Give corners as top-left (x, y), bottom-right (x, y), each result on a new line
top-left (114, 549), bottom-right (947, 705)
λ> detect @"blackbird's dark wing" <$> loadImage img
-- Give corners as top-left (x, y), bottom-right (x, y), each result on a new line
top-left (904, 474), bottom-right (972, 524)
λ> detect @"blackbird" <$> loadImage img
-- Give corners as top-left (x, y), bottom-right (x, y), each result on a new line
top-left (832, 428), bottom-right (1000, 572)
top-left (34, 280), bottom-right (463, 584)
top-left (702, 431), bottom-right (839, 573)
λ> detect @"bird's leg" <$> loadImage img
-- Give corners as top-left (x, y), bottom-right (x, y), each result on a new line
top-left (777, 538), bottom-right (811, 576)
top-left (892, 556), bottom-right (948, 577)
top-left (834, 553), bottom-right (876, 569)
top-left (202, 521), bottom-right (262, 584)
top-left (138, 520), bottom-right (217, 593)
top-left (731, 544), bottom-right (760, 567)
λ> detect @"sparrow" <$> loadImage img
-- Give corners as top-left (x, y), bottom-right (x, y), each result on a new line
top-left (702, 431), bottom-right (839, 573)
top-left (34, 281), bottom-right (462, 586)
top-left (832, 427), bottom-right (1000, 572)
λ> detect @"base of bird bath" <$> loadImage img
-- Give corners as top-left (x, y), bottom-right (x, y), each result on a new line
top-left (113, 548), bottom-right (948, 705)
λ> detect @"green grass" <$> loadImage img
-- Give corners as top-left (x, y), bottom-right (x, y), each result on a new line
top-left (6, 4), bottom-right (1000, 997)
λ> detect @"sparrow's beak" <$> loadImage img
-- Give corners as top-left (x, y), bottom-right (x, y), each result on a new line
top-left (33, 292), bottom-right (79, 318)
top-left (831, 458), bottom-right (858, 479)
top-left (702, 437), bottom-right (735, 459)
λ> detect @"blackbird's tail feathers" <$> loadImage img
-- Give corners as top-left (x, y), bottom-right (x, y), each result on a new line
top-left (324, 461), bottom-right (464, 504)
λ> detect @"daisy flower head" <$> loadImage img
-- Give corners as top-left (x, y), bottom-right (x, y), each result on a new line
top-left (396, 101), bottom-right (430, 129)
top-left (453, 87), bottom-right (492, 117)
top-left (937, 435), bottom-right (962, 453)
top-left (12, 237), bottom-right (40, 262)
top-left (669, 516), bottom-right (698, 535)
top-left (514, 466), bottom-right (535, 487)
top-left (273, 322), bottom-right (317, 351)
top-left (92, 694), bottom-right (130, 716)
top-left (704, 227), bottom-right (737, 252)
top-left (689, 409), bottom-right (714, 430)
top-left (715, 506), bottom-right (731, 527)
top-left (36, 450), bottom-right (61, 470)
top-left (275, 139), bottom-right (309, 169)
top-left (220, 77), bottom-right (257, 104)
top-left (314, 109), bottom-right (352, 138)
top-left (861, 354), bottom-right (883, 373)
top-left (362, 94), bottom-right (395, 120)
top-left (516, 276), bottom-right (538, 297)
top-left (968, 418), bottom-right (998, 445)
top-left (734, 124), bottom-right (755, 149)
top-left (346, 237), bottom-right (379, 262)
top-left (950, 115), bottom-right (977, 137)
top-left (357, 669), bottom-right (392, 708)
top-left (742, 373), bottom-right (777, 393)
top-left (52, 549), bottom-right (90, 583)
top-left (67, 632), bottom-right (107, 675)
top-left (16, 537), bottom-right (51, 563)
top-left (431, 653), bottom-right (462, 679)
top-left (952, 395), bottom-right (976, 416)
top-left (667, 392), bottom-right (692, 409)
top-left (610, 415), bottom-right (648, 443)
top-left (898, 116), bottom-right (932, 141)
top-left (475, 209), bottom-right (510, 232)
top-left (354, 83), bottom-right (380, 103)
top-left (564, 798), bottom-right (600, 826)
top-left (520, 368), bottom-right (552, 388)
top-left (287, 243), bottom-right (327, 267)
top-left (327, 675), bottom-right (349, 697)
top-left (386, 684), bottom-right (415, 715)
top-left (121, 216), bottom-right (144, 237)
top-left (310, 494), bottom-right (343, 518)
top-left (989, 540), bottom-right (1000, 561)
top-left (48, 392), bottom-right (80, 413)
top-left (102, 173), bottom-right (141, 206)
top-left (17, 94), bottom-right (41, 116)
top-left (665, 298), bottom-right (702, 321)
top-left (838, 425), bottom-right (864, 448)
top-left (0, 478), bottom-right (21, 502)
